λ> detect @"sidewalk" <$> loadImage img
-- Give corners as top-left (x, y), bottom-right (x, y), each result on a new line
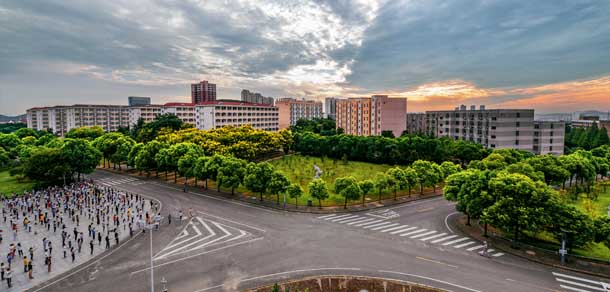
top-left (0, 192), bottom-right (152, 291)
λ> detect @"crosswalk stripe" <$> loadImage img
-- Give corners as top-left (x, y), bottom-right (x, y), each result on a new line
top-left (362, 221), bottom-right (391, 229)
top-left (430, 234), bottom-right (458, 243)
top-left (324, 214), bottom-right (352, 221)
top-left (371, 223), bottom-right (399, 231)
top-left (420, 232), bottom-right (447, 241)
top-left (410, 230), bottom-right (437, 239)
top-left (330, 215), bottom-right (359, 222)
top-left (390, 226), bottom-right (417, 234)
top-left (379, 225), bottom-right (408, 233)
top-left (346, 218), bottom-right (376, 225)
top-left (335, 216), bottom-right (366, 224)
top-left (467, 245), bottom-right (485, 251)
top-left (557, 278), bottom-right (606, 292)
top-left (492, 253), bottom-right (504, 257)
top-left (442, 237), bottom-right (469, 246)
top-left (453, 241), bottom-right (476, 248)
top-left (552, 273), bottom-right (604, 286)
top-left (317, 214), bottom-right (337, 219)
top-left (559, 284), bottom-right (592, 292)
top-left (354, 219), bottom-right (383, 227)
top-left (399, 229), bottom-right (428, 237)
top-left (486, 249), bottom-right (495, 253)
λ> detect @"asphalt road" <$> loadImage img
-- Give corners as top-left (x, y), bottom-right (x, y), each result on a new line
top-left (29, 170), bottom-right (610, 292)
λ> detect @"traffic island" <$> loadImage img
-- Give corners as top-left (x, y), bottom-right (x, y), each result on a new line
top-left (244, 275), bottom-right (445, 292)
top-left (450, 214), bottom-right (610, 279)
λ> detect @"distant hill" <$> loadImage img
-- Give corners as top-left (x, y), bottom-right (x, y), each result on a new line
top-left (0, 114), bottom-right (26, 122)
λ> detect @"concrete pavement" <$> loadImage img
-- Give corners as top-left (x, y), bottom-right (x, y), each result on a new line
top-left (29, 170), bottom-right (610, 292)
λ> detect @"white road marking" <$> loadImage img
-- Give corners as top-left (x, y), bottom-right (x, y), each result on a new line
top-left (552, 273), bottom-right (605, 286)
top-left (325, 214), bottom-right (353, 221)
top-left (560, 284), bottom-right (592, 292)
top-left (556, 279), bottom-right (605, 291)
top-left (430, 234), bottom-right (458, 243)
top-left (346, 218), bottom-right (377, 225)
top-left (453, 241), bottom-right (476, 248)
top-left (399, 229), bottom-right (428, 237)
top-left (466, 245), bottom-right (485, 251)
top-left (197, 211), bottom-right (266, 233)
top-left (336, 217), bottom-right (368, 224)
top-left (420, 232), bottom-right (447, 241)
top-left (442, 237), bottom-right (469, 246)
top-left (353, 219), bottom-right (383, 227)
top-left (371, 223), bottom-right (399, 231)
top-left (444, 211), bottom-right (459, 233)
top-left (410, 230), bottom-right (437, 239)
top-left (379, 225), bottom-right (408, 233)
top-left (317, 214), bottom-right (337, 219)
top-left (378, 270), bottom-right (484, 292)
top-left (492, 253), bottom-right (504, 257)
top-left (390, 226), bottom-right (417, 234)
top-left (362, 222), bottom-right (393, 229)
top-left (329, 215), bottom-right (359, 222)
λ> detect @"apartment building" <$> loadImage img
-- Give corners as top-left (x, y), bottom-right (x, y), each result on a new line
top-left (27, 105), bottom-right (130, 135)
top-left (336, 95), bottom-right (407, 137)
top-left (275, 98), bottom-right (323, 129)
top-left (324, 97), bottom-right (337, 120)
top-left (426, 105), bottom-right (536, 152)
top-left (195, 101), bottom-right (279, 131)
top-left (406, 113), bottom-right (426, 135)
top-left (241, 89), bottom-right (273, 105)
top-left (128, 105), bottom-right (163, 126)
top-left (162, 103), bottom-right (196, 126)
top-left (191, 80), bottom-right (217, 104)
top-left (533, 121), bottom-right (565, 155)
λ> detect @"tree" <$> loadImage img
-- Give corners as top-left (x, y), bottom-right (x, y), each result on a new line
top-left (134, 141), bottom-right (165, 176)
top-left (335, 176), bottom-right (360, 209)
top-left (0, 147), bottom-right (10, 168)
top-left (374, 173), bottom-right (390, 202)
top-left (402, 167), bottom-right (418, 197)
top-left (308, 178), bottom-right (329, 208)
top-left (22, 147), bottom-right (71, 184)
top-left (268, 171), bottom-right (291, 205)
top-left (65, 126), bottom-right (104, 140)
top-left (217, 157), bottom-right (246, 195)
top-left (0, 133), bottom-right (21, 153)
top-left (440, 161), bottom-right (461, 181)
top-left (244, 162), bottom-right (275, 201)
top-left (61, 138), bottom-right (102, 181)
top-left (482, 172), bottom-right (554, 242)
top-left (14, 128), bottom-right (38, 139)
top-left (178, 149), bottom-right (202, 185)
top-left (205, 155), bottom-right (226, 192)
top-left (505, 162), bottom-right (545, 182)
top-left (386, 167), bottom-right (406, 200)
top-left (412, 160), bottom-right (441, 195)
top-left (110, 136), bottom-right (135, 170)
top-left (593, 217), bottom-right (610, 248)
top-left (525, 155), bottom-right (570, 186)
top-left (194, 156), bottom-right (211, 189)
top-left (444, 169), bottom-right (495, 228)
top-left (286, 183), bottom-right (304, 208)
top-left (128, 143), bottom-right (144, 171)
top-left (358, 180), bottom-right (374, 206)
top-left (547, 200), bottom-right (594, 249)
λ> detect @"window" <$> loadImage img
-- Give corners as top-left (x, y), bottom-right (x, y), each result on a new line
top-left (491, 135), bottom-right (496, 139)
top-left (516, 113), bottom-right (521, 118)
top-left (491, 126), bottom-right (496, 130)
top-left (550, 139), bottom-right (553, 144)
top-left (550, 146), bottom-right (553, 151)
top-left (491, 117), bottom-right (497, 121)
top-left (515, 140), bottom-right (520, 145)
top-left (516, 131), bottom-right (519, 136)
top-left (516, 122), bottom-right (520, 127)
top-left (490, 144), bottom-right (496, 148)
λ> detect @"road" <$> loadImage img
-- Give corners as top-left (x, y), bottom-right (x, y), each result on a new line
top-left (30, 170), bottom-right (610, 292)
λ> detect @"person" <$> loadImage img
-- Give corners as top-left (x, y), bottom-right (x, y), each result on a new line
top-left (28, 259), bottom-right (33, 279)
top-left (480, 241), bottom-right (489, 257)
top-left (179, 210), bottom-right (183, 222)
top-left (1, 262), bottom-right (4, 281)
top-left (47, 255), bottom-right (52, 273)
top-left (90, 239), bottom-right (94, 255)
top-left (5, 267), bottom-right (11, 288)
top-left (29, 246), bottom-right (34, 261)
top-left (105, 235), bottom-right (110, 249)
top-left (168, 213), bottom-right (171, 225)
top-left (23, 256), bottom-right (28, 273)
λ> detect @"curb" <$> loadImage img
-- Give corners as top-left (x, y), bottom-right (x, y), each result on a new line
top-left (450, 214), bottom-right (610, 280)
top-left (96, 167), bottom-right (443, 214)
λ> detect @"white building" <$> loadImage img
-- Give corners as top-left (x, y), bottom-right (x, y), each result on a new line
top-left (27, 105), bottom-right (130, 135)
top-left (195, 101), bottom-right (278, 131)
top-left (161, 103), bottom-right (196, 126)
top-left (128, 105), bottom-right (163, 126)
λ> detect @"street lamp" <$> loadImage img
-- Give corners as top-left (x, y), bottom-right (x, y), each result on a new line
top-left (141, 217), bottom-right (160, 292)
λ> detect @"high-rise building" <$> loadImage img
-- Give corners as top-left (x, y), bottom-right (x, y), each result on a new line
top-left (128, 96), bottom-right (151, 106)
top-left (241, 89), bottom-right (273, 105)
top-left (426, 105), bottom-right (548, 153)
top-left (533, 121), bottom-right (565, 155)
top-left (275, 98), bottom-right (323, 129)
top-left (405, 113), bottom-right (426, 135)
top-left (191, 80), bottom-right (217, 104)
top-left (195, 101), bottom-right (279, 131)
top-left (324, 97), bottom-right (337, 120)
top-left (336, 95), bottom-right (407, 137)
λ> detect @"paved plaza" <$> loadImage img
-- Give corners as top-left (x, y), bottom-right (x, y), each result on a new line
top-left (0, 182), bottom-right (152, 291)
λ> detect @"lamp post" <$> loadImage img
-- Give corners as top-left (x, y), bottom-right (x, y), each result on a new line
top-left (141, 220), bottom-right (158, 292)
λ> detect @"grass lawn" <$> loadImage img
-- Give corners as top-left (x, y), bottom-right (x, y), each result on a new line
top-left (266, 155), bottom-right (416, 207)
top-left (0, 170), bottom-right (34, 198)
top-left (570, 184), bottom-right (610, 218)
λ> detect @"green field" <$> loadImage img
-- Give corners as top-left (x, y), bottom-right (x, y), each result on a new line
top-left (265, 155), bottom-right (414, 207)
top-left (0, 170), bottom-right (34, 198)
top-left (571, 184), bottom-right (610, 218)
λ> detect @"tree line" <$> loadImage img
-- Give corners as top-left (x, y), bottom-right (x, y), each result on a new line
top-left (565, 123), bottom-right (610, 152)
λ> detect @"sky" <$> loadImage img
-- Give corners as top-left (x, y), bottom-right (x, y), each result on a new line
top-left (1, 0), bottom-right (610, 115)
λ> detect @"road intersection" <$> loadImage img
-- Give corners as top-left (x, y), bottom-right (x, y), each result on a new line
top-left (31, 170), bottom-right (610, 292)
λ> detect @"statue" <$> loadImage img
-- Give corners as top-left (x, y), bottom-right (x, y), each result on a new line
top-left (313, 164), bottom-right (323, 179)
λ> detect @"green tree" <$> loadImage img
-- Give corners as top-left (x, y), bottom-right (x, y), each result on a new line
top-left (505, 162), bottom-right (545, 182)
top-left (268, 171), bottom-right (291, 205)
top-left (244, 162), bottom-right (275, 201)
top-left (593, 217), bottom-right (610, 248)
top-left (205, 154), bottom-right (226, 192)
top-left (14, 128), bottom-right (38, 139)
top-left (128, 143), bottom-right (144, 171)
top-left (374, 172), bottom-right (390, 202)
top-left (444, 169), bottom-right (495, 228)
top-left (110, 136), bottom-right (136, 170)
top-left (61, 138), bottom-right (102, 181)
top-left (308, 178), bottom-right (329, 208)
top-left (440, 161), bottom-right (461, 181)
top-left (403, 166), bottom-right (418, 197)
top-left (134, 140), bottom-right (165, 176)
top-left (525, 155), bottom-right (570, 186)
top-left (65, 126), bottom-right (104, 140)
top-left (386, 167), bottom-right (406, 200)
top-left (358, 180), bottom-right (374, 206)
top-left (335, 176), bottom-right (359, 209)
top-left (194, 156), bottom-right (211, 189)
top-left (0, 147), bottom-right (10, 168)
top-left (340, 182), bottom-right (362, 209)
top-left (22, 147), bottom-right (71, 184)
top-left (0, 133), bottom-right (21, 154)
top-left (482, 172), bottom-right (554, 242)
top-left (547, 200), bottom-right (594, 249)
top-left (286, 183), bottom-right (304, 208)
top-left (178, 149), bottom-right (203, 185)
top-left (217, 157), bottom-right (246, 195)
top-left (412, 160), bottom-right (441, 195)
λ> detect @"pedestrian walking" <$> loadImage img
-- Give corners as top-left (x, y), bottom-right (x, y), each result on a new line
top-left (168, 213), bottom-right (171, 225)
top-left (1, 262), bottom-right (5, 281)
top-left (29, 246), bottom-right (34, 261)
top-left (89, 240), bottom-right (94, 255)
top-left (105, 235), bottom-right (110, 249)
top-left (23, 256), bottom-right (28, 273)
top-left (5, 267), bottom-right (11, 288)
top-left (47, 256), bottom-right (52, 273)
top-left (28, 259), bottom-right (33, 279)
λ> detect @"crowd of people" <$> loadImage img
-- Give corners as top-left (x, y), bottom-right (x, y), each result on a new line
top-left (0, 181), bottom-right (155, 289)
